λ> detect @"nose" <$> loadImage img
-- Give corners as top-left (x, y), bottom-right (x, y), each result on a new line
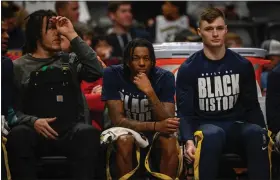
top-left (3, 32), bottom-right (9, 40)
top-left (212, 29), bottom-right (218, 37)
top-left (139, 58), bottom-right (145, 66)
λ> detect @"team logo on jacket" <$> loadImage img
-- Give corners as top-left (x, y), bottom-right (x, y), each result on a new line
top-left (198, 71), bottom-right (240, 112)
top-left (119, 89), bottom-right (152, 121)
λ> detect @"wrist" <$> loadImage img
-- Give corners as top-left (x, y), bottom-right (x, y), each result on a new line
top-left (65, 31), bottom-right (78, 41)
top-left (144, 88), bottom-right (154, 97)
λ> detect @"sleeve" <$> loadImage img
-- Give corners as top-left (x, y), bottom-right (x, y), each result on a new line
top-left (70, 36), bottom-right (103, 82)
top-left (266, 70), bottom-right (280, 134)
top-left (176, 63), bottom-right (196, 141)
top-left (158, 71), bottom-right (175, 103)
top-left (240, 61), bottom-right (266, 128)
top-left (101, 67), bottom-right (121, 101)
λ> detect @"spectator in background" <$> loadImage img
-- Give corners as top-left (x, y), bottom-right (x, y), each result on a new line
top-left (147, 1), bottom-right (192, 43)
top-left (92, 35), bottom-right (121, 66)
top-left (187, 2), bottom-right (250, 22)
top-left (225, 32), bottom-right (243, 48)
top-left (261, 39), bottom-right (280, 93)
top-left (107, 1), bottom-right (151, 60)
top-left (74, 22), bottom-right (94, 47)
top-left (174, 29), bottom-right (202, 42)
top-left (2, 1), bottom-right (25, 53)
top-left (55, 2), bottom-right (80, 24)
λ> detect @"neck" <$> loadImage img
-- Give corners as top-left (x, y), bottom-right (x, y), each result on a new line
top-left (31, 45), bottom-right (56, 59)
top-left (113, 23), bottom-right (130, 35)
top-left (203, 45), bottom-right (226, 60)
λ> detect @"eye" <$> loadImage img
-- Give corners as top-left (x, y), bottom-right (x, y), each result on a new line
top-left (132, 56), bottom-right (139, 61)
top-left (217, 26), bottom-right (225, 30)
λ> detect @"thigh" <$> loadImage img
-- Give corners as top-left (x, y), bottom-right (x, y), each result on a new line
top-left (57, 123), bottom-right (100, 156)
top-left (196, 124), bottom-right (226, 145)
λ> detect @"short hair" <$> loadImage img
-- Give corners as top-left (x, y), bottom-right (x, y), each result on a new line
top-left (91, 35), bottom-right (108, 49)
top-left (199, 7), bottom-right (225, 27)
top-left (23, 10), bottom-right (57, 54)
top-left (123, 38), bottom-right (156, 72)
top-left (55, 2), bottom-right (68, 13)
top-left (73, 22), bottom-right (93, 38)
top-left (225, 32), bottom-right (243, 46)
top-left (108, 1), bottom-right (131, 13)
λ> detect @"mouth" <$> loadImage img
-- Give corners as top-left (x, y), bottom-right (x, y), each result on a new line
top-left (211, 39), bottom-right (221, 42)
top-left (137, 69), bottom-right (147, 73)
top-left (1, 43), bottom-right (8, 49)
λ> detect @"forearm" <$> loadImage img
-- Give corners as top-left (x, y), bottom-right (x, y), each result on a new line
top-left (146, 90), bottom-right (173, 121)
top-left (70, 36), bottom-right (103, 81)
top-left (115, 118), bottom-right (156, 132)
top-left (179, 116), bottom-right (194, 142)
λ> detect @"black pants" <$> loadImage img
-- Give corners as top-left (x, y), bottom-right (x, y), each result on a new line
top-left (6, 123), bottom-right (100, 180)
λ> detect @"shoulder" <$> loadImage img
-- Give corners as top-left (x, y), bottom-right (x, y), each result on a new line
top-left (153, 66), bottom-right (174, 80)
top-left (13, 54), bottom-right (29, 66)
top-left (226, 49), bottom-right (251, 65)
top-left (179, 50), bottom-right (203, 72)
top-left (104, 64), bottom-right (124, 76)
top-left (272, 63), bottom-right (280, 74)
top-left (131, 28), bottom-right (150, 39)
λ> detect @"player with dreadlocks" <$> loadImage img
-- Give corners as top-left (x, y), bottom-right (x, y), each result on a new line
top-left (6, 9), bottom-right (103, 180)
top-left (101, 38), bottom-right (181, 179)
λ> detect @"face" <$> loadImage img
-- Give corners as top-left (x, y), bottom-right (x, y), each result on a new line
top-left (162, 2), bottom-right (179, 20)
top-left (110, 4), bottom-right (133, 28)
top-left (39, 16), bottom-right (61, 52)
top-left (128, 46), bottom-right (153, 77)
top-left (60, 2), bottom-right (79, 23)
top-left (60, 35), bottom-right (71, 52)
top-left (198, 17), bottom-right (227, 48)
top-left (94, 40), bottom-right (112, 60)
top-left (225, 39), bottom-right (242, 48)
top-left (1, 21), bottom-right (9, 54)
top-left (5, 17), bottom-right (17, 32)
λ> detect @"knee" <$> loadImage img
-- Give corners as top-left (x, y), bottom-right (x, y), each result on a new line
top-left (158, 136), bottom-right (178, 159)
top-left (6, 125), bottom-right (36, 155)
top-left (116, 135), bottom-right (134, 158)
top-left (242, 124), bottom-right (266, 141)
top-left (7, 125), bottom-right (35, 144)
top-left (75, 124), bottom-right (100, 139)
top-left (199, 124), bottom-right (225, 150)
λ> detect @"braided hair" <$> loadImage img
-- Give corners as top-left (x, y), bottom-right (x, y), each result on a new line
top-left (23, 10), bottom-right (57, 54)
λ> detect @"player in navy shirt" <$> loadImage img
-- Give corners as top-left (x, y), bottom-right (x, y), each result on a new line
top-left (266, 63), bottom-right (280, 152)
top-left (102, 38), bottom-right (181, 179)
top-left (176, 8), bottom-right (270, 180)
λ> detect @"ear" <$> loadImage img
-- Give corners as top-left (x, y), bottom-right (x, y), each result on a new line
top-left (197, 28), bottom-right (202, 37)
top-left (225, 25), bottom-right (228, 34)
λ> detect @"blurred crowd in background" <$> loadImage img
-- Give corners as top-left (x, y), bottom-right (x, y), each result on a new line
top-left (2, 1), bottom-right (280, 91)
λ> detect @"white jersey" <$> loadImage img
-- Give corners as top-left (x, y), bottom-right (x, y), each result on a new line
top-left (155, 15), bottom-right (189, 43)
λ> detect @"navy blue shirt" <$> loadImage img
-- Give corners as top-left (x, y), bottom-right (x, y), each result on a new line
top-left (266, 63), bottom-right (280, 134)
top-left (176, 49), bottom-right (265, 141)
top-left (1, 56), bottom-right (15, 117)
top-left (102, 64), bottom-right (175, 122)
